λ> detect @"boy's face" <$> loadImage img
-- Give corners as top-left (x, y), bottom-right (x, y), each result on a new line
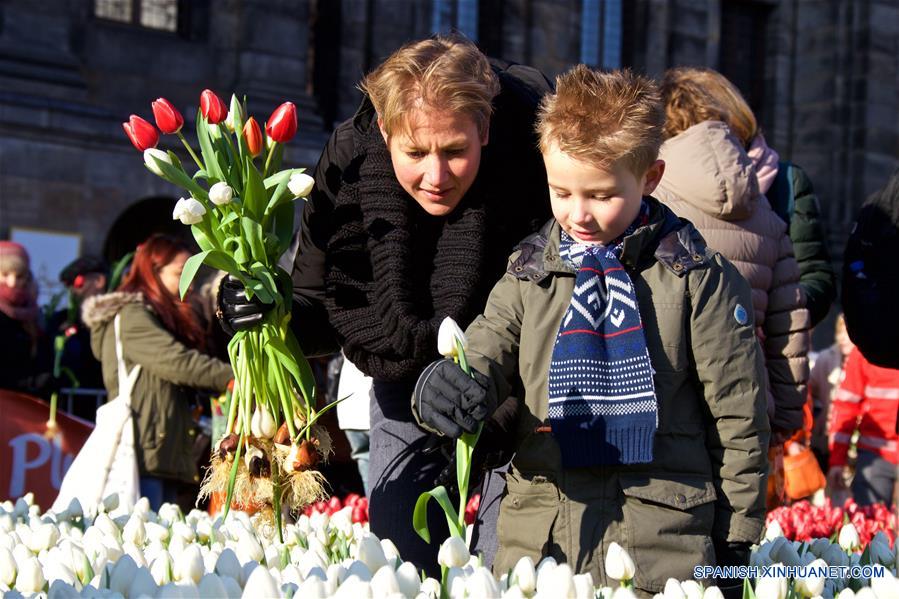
top-left (543, 142), bottom-right (665, 245)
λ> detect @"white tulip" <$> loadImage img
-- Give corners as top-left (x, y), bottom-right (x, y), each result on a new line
top-left (681, 580), bottom-right (704, 599)
top-left (822, 543), bottom-right (850, 568)
top-left (144, 148), bottom-right (172, 176)
top-left (309, 510), bottom-right (330, 533)
top-left (467, 566), bottom-right (502, 598)
top-left (121, 514), bottom-right (146, 547)
top-left (208, 182), bottom-right (234, 207)
top-left (288, 173), bottom-right (315, 198)
top-left (173, 197), bottom-right (207, 226)
top-left (299, 550), bottom-right (328, 579)
top-left (370, 564), bottom-right (401, 596)
top-left (336, 577), bottom-right (373, 599)
top-left (47, 579), bottom-right (80, 598)
top-left (220, 575), bottom-right (242, 599)
top-left (839, 523), bottom-right (861, 552)
top-left (224, 95), bottom-right (244, 133)
top-left (836, 589), bottom-right (856, 599)
top-left (395, 561), bottom-right (421, 598)
top-left (127, 566), bottom-right (158, 598)
top-left (437, 536), bottom-right (469, 569)
top-left (605, 542), bottom-right (636, 582)
top-left (535, 556), bottom-right (558, 595)
top-left (755, 563), bottom-right (788, 599)
top-left (234, 530), bottom-right (264, 565)
top-left (345, 559), bottom-right (373, 583)
top-left (503, 586), bottom-right (527, 599)
top-left (0, 514), bottom-right (13, 533)
top-left (510, 556), bottom-right (537, 595)
top-left (612, 587), bottom-right (639, 599)
top-left (793, 558), bottom-right (827, 597)
top-left (357, 534), bottom-right (389, 572)
top-left (380, 538), bottom-right (401, 567)
top-left (299, 576), bottom-right (329, 599)
top-left (108, 553), bottom-right (138, 595)
top-left (765, 520), bottom-right (784, 541)
top-left (250, 406), bottom-right (277, 440)
top-left (446, 567), bottom-right (467, 599)
top-left (420, 577), bottom-right (442, 599)
top-left (664, 578), bottom-right (687, 599)
top-left (437, 317), bottom-right (467, 359)
top-left (703, 587), bottom-right (726, 599)
top-left (0, 547), bottom-right (16, 586)
top-left (871, 567), bottom-right (899, 599)
top-left (150, 551), bottom-right (174, 585)
top-left (63, 498), bottom-right (83, 521)
top-left (175, 544), bottom-right (205, 585)
top-left (241, 560), bottom-right (261, 588)
top-left (325, 563), bottom-right (345, 596)
top-left (241, 565), bottom-right (281, 598)
top-left (854, 589), bottom-right (877, 599)
top-left (13, 542), bottom-right (33, 567)
top-left (15, 555), bottom-right (45, 593)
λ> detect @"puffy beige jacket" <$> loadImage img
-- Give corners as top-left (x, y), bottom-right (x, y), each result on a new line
top-left (654, 121), bottom-right (809, 433)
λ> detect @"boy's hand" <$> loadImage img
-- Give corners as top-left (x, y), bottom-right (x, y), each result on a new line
top-left (413, 360), bottom-right (497, 439)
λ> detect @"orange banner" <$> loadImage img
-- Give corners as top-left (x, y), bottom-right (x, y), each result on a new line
top-left (0, 390), bottom-right (93, 509)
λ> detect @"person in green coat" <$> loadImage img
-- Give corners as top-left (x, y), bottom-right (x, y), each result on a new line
top-left (83, 234), bottom-right (232, 510)
top-left (412, 66), bottom-right (770, 595)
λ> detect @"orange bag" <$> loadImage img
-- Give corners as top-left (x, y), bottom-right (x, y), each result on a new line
top-left (783, 442), bottom-right (826, 500)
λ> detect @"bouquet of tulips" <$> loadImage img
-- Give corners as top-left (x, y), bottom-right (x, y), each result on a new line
top-left (122, 90), bottom-right (332, 536)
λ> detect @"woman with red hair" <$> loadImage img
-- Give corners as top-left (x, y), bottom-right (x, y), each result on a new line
top-left (83, 234), bottom-right (231, 509)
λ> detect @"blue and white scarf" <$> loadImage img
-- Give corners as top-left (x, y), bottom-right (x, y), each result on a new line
top-left (548, 203), bottom-right (657, 466)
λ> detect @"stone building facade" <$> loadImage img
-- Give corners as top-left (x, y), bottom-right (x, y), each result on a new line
top-left (1, 0), bottom-right (896, 282)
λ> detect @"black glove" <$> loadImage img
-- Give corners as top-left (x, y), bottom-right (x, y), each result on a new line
top-left (217, 275), bottom-right (274, 336)
top-left (413, 359), bottom-right (497, 439)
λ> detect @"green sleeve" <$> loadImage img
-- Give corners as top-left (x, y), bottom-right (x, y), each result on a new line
top-left (120, 304), bottom-right (233, 391)
top-left (788, 166), bottom-right (837, 326)
top-left (689, 255), bottom-right (771, 544)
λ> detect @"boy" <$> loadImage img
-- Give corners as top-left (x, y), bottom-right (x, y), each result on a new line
top-left (412, 66), bottom-right (770, 594)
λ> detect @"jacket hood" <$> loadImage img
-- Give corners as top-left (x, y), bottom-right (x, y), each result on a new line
top-left (655, 121), bottom-right (760, 221)
top-left (81, 291), bottom-right (143, 331)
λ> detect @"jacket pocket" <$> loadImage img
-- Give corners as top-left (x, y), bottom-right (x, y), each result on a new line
top-left (618, 473), bottom-right (716, 592)
top-left (494, 472), bottom-right (560, 574)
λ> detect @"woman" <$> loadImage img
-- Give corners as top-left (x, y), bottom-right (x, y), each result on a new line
top-left (84, 235), bottom-right (231, 510)
top-left (220, 35), bottom-right (552, 571)
top-left (0, 241), bottom-right (48, 394)
top-left (661, 67), bottom-right (836, 327)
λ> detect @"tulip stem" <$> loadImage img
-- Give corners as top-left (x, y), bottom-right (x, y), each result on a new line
top-left (176, 131), bottom-right (205, 172)
top-left (263, 142), bottom-right (277, 178)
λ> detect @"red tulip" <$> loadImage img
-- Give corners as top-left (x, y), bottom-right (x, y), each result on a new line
top-left (122, 115), bottom-right (159, 151)
top-left (151, 97), bottom-right (184, 134)
top-left (242, 117), bottom-right (263, 157)
top-left (200, 89), bottom-right (228, 124)
top-left (344, 493), bottom-right (361, 508)
top-left (265, 101), bottom-right (297, 143)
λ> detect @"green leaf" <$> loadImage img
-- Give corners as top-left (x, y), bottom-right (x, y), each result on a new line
top-left (247, 278), bottom-right (274, 304)
top-left (271, 331), bottom-right (316, 405)
top-left (107, 251), bottom-right (134, 291)
top-left (220, 211), bottom-right (239, 228)
top-left (269, 201), bottom-right (295, 258)
top-left (191, 224), bottom-right (216, 252)
top-left (192, 169), bottom-right (208, 181)
top-left (243, 159), bottom-right (268, 221)
top-left (179, 251), bottom-right (210, 299)
top-left (742, 578), bottom-right (756, 599)
top-left (151, 153), bottom-right (209, 201)
top-left (412, 486), bottom-right (463, 543)
top-left (204, 251), bottom-right (242, 277)
top-left (263, 179), bottom-right (292, 218)
top-left (249, 262), bottom-right (278, 299)
top-left (241, 217), bottom-right (268, 265)
top-left (263, 168), bottom-right (303, 190)
top-left (196, 110), bottom-right (226, 183)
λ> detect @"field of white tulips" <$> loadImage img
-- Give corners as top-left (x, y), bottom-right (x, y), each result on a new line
top-left (1, 493), bottom-right (898, 599)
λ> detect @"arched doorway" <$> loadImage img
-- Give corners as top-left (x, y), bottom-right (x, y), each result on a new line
top-left (102, 196), bottom-right (196, 263)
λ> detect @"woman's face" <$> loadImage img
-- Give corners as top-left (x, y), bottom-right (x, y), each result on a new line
top-left (158, 251), bottom-right (190, 297)
top-left (380, 108), bottom-right (488, 216)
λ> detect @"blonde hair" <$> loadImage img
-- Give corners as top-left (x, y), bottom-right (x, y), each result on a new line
top-left (537, 65), bottom-right (665, 175)
top-left (660, 67), bottom-right (758, 148)
top-left (360, 34), bottom-right (500, 138)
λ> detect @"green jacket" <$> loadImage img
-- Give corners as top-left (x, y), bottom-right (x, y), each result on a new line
top-left (768, 162), bottom-right (837, 327)
top-left (83, 292), bottom-right (232, 484)
top-left (464, 199), bottom-right (770, 592)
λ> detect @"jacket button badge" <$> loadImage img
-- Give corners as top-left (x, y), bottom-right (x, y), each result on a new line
top-left (675, 493), bottom-right (686, 504)
top-left (734, 304), bottom-right (749, 326)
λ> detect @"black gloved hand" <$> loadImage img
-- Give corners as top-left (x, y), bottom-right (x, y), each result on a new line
top-left (413, 359), bottom-right (497, 439)
top-left (217, 275), bottom-right (274, 336)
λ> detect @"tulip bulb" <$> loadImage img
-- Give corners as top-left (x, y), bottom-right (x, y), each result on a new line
top-left (437, 317), bottom-right (467, 359)
top-left (250, 406), bottom-right (277, 439)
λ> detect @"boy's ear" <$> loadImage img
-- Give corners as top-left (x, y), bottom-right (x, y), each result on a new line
top-left (642, 159), bottom-right (666, 195)
top-left (377, 117), bottom-right (389, 145)
top-left (480, 123), bottom-right (490, 146)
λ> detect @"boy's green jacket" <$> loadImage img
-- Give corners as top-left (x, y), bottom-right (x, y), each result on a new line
top-left (465, 198), bottom-right (770, 592)
top-left (83, 292), bottom-right (232, 484)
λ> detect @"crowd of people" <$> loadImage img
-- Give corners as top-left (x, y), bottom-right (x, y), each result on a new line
top-left (2, 34), bottom-right (898, 596)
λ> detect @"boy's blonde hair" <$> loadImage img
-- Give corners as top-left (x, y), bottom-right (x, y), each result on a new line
top-left (360, 34), bottom-right (500, 138)
top-left (537, 65), bottom-right (665, 175)
top-left (660, 67), bottom-right (758, 148)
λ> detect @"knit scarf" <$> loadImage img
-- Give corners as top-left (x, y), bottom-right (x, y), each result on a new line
top-left (323, 123), bottom-right (490, 381)
top-left (548, 203), bottom-right (658, 467)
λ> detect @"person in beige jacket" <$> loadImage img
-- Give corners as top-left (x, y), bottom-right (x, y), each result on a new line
top-left (655, 84), bottom-right (809, 442)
